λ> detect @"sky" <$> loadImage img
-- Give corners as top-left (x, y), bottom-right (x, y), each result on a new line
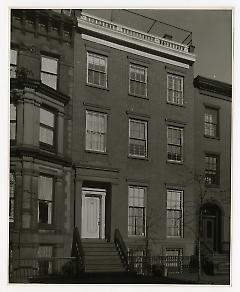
top-left (84, 9), bottom-right (232, 84)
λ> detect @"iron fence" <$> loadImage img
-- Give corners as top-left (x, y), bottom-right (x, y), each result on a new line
top-left (9, 257), bottom-right (78, 283)
top-left (128, 255), bottom-right (198, 276)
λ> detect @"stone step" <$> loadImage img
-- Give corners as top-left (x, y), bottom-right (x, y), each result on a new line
top-left (85, 266), bottom-right (125, 273)
top-left (85, 257), bottom-right (122, 264)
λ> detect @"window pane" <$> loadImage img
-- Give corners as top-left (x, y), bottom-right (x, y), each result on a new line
top-left (41, 72), bottom-right (57, 89)
top-left (40, 108), bottom-right (54, 127)
top-left (41, 56), bottom-right (58, 74)
top-left (39, 127), bottom-right (54, 145)
top-left (38, 176), bottom-right (53, 201)
top-left (11, 49), bottom-right (17, 65)
top-left (10, 104), bottom-right (16, 121)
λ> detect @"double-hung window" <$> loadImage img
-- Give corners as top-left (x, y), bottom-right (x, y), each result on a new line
top-left (167, 74), bottom-right (184, 105)
top-left (86, 110), bottom-right (107, 152)
top-left (205, 154), bottom-right (219, 185)
top-left (128, 186), bottom-right (146, 236)
top-left (204, 107), bottom-right (219, 138)
top-left (38, 175), bottom-right (54, 225)
top-left (129, 119), bottom-right (147, 158)
top-left (10, 103), bottom-right (17, 141)
top-left (10, 49), bottom-right (18, 78)
top-left (87, 52), bottom-right (107, 88)
top-left (167, 190), bottom-right (183, 237)
top-left (167, 126), bottom-right (183, 162)
top-left (41, 55), bottom-right (58, 89)
top-left (9, 172), bottom-right (16, 222)
top-left (39, 107), bottom-right (55, 149)
top-left (129, 64), bottom-right (147, 97)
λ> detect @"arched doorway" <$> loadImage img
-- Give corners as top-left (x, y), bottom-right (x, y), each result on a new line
top-left (201, 203), bottom-right (221, 252)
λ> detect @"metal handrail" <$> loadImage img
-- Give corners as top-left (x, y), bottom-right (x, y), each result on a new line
top-left (71, 227), bottom-right (85, 272)
top-left (114, 229), bottom-right (129, 271)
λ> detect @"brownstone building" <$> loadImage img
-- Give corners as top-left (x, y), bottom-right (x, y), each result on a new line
top-left (9, 9), bottom-right (231, 281)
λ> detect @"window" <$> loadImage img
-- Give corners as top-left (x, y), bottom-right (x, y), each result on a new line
top-left (41, 55), bottom-right (58, 89)
top-left (129, 249), bottom-right (146, 275)
top-left (37, 245), bottom-right (53, 276)
top-left (167, 126), bottom-right (183, 162)
top-left (86, 110), bottom-right (107, 152)
top-left (129, 64), bottom-right (147, 97)
top-left (39, 107), bottom-right (55, 148)
top-left (167, 75), bottom-right (184, 105)
top-left (165, 248), bottom-right (183, 273)
top-left (38, 175), bottom-right (54, 225)
top-left (129, 119), bottom-right (147, 158)
top-left (204, 107), bottom-right (219, 138)
top-left (10, 49), bottom-right (18, 78)
top-left (87, 52), bottom-right (107, 88)
top-left (10, 103), bottom-right (16, 141)
top-left (9, 172), bottom-right (15, 222)
top-left (205, 154), bottom-right (219, 185)
top-left (128, 186), bottom-right (146, 236)
top-left (167, 190), bottom-right (183, 237)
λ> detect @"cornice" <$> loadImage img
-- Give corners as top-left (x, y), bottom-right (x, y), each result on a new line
top-left (10, 78), bottom-right (70, 105)
top-left (194, 75), bottom-right (232, 99)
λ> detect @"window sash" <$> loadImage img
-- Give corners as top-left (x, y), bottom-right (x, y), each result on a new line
top-left (10, 49), bottom-right (18, 78)
top-left (39, 108), bottom-right (55, 146)
top-left (129, 119), bottom-right (147, 157)
top-left (87, 53), bottom-right (107, 88)
top-left (204, 109), bottom-right (218, 137)
top-left (41, 56), bottom-right (58, 89)
top-left (167, 75), bottom-right (184, 105)
top-left (10, 104), bottom-right (16, 140)
top-left (129, 64), bottom-right (147, 97)
top-left (167, 127), bottom-right (183, 162)
top-left (167, 190), bottom-right (183, 237)
top-left (38, 175), bottom-right (53, 225)
top-left (86, 111), bottom-right (107, 152)
top-left (128, 186), bottom-right (146, 236)
top-left (205, 155), bottom-right (219, 184)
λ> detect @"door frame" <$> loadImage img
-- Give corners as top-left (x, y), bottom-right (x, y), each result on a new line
top-left (81, 187), bottom-right (106, 239)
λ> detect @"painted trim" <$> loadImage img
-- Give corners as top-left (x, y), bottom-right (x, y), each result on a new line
top-left (82, 34), bottom-right (190, 69)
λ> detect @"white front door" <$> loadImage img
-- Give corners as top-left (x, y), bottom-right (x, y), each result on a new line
top-left (81, 188), bottom-right (106, 239)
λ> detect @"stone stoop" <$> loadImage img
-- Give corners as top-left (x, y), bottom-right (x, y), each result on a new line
top-left (205, 253), bottom-right (230, 275)
top-left (82, 239), bottom-right (126, 273)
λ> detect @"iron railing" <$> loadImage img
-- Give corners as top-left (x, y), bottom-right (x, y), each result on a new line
top-left (9, 257), bottom-right (78, 283)
top-left (71, 227), bottom-right (85, 272)
top-left (114, 229), bottom-right (129, 271)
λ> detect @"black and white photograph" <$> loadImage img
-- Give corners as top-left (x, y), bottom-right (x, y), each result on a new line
top-left (1, 1), bottom-right (238, 289)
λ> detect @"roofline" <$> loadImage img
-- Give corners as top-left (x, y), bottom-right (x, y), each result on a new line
top-left (193, 75), bottom-right (232, 98)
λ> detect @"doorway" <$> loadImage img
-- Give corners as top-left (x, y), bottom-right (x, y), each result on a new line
top-left (202, 203), bottom-right (221, 252)
top-left (81, 188), bottom-right (106, 239)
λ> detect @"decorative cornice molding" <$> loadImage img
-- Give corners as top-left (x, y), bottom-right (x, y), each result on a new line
top-left (194, 75), bottom-right (232, 99)
top-left (10, 78), bottom-right (70, 105)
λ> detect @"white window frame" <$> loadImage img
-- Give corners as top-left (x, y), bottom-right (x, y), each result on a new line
top-left (167, 126), bottom-right (184, 163)
top-left (128, 186), bottom-right (146, 237)
top-left (41, 55), bottom-right (58, 90)
top-left (166, 189), bottom-right (184, 238)
top-left (204, 107), bottom-right (219, 138)
top-left (167, 74), bottom-right (184, 105)
top-left (129, 119), bottom-right (148, 158)
top-left (87, 52), bottom-right (108, 88)
top-left (129, 64), bottom-right (147, 97)
top-left (85, 110), bottom-right (107, 153)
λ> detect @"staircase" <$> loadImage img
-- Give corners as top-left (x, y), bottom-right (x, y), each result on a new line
top-left (204, 253), bottom-right (230, 275)
top-left (81, 239), bottom-right (126, 273)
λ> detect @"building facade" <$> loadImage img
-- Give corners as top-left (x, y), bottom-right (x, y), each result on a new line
top-left (9, 9), bottom-right (231, 278)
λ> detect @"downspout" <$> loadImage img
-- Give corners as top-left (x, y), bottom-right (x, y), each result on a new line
top-left (73, 164), bottom-right (76, 228)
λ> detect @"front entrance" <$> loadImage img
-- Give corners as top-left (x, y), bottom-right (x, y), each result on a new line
top-left (81, 188), bottom-right (106, 239)
top-left (202, 203), bottom-right (221, 252)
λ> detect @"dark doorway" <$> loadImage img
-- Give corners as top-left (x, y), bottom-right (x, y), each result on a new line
top-left (201, 203), bottom-right (221, 252)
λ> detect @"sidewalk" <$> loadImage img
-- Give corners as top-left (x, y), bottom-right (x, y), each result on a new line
top-left (168, 272), bottom-right (230, 285)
